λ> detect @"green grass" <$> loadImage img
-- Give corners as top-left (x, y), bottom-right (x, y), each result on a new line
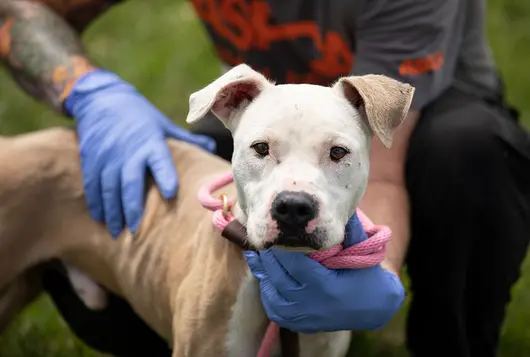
top-left (1, 0), bottom-right (530, 356)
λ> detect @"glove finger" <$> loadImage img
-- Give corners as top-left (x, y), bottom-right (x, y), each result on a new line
top-left (259, 249), bottom-right (303, 294)
top-left (101, 163), bottom-right (125, 239)
top-left (270, 249), bottom-right (334, 284)
top-left (244, 251), bottom-right (267, 280)
top-left (244, 251), bottom-right (291, 303)
top-left (195, 133), bottom-right (217, 153)
top-left (79, 154), bottom-right (104, 223)
top-left (146, 141), bottom-right (179, 200)
top-left (164, 122), bottom-right (216, 152)
top-left (344, 213), bottom-right (368, 248)
top-left (122, 148), bottom-right (149, 234)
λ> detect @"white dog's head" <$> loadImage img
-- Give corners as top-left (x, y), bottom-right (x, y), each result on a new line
top-left (187, 64), bottom-right (414, 251)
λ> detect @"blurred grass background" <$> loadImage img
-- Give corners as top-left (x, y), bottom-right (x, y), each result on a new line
top-left (0, 0), bottom-right (529, 356)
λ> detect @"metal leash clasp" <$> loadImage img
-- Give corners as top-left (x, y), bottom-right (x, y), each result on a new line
top-left (219, 193), bottom-right (230, 218)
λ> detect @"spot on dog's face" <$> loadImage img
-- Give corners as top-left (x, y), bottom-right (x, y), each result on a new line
top-left (231, 84), bottom-right (371, 251)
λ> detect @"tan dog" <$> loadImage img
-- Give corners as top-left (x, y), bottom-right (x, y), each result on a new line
top-left (0, 64), bottom-right (414, 357)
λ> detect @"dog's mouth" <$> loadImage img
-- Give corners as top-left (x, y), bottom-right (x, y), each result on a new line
top-left (265, 230), bottom-right (322, 252)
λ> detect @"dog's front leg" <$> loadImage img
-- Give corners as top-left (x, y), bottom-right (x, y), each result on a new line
top-left (0, 267), bottom-right (43, 333)
top-left (227, 270), bottom-right (272, 357)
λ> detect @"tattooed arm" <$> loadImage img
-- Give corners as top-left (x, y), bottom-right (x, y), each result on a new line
top-left (0, 0), bottom-right (214, 240)
top-left (0, 0), bottom-right (120, 112)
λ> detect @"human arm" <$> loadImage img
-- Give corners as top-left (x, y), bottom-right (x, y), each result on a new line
top-left (0, 0), bottom-right (215, 237)
top-left (0, 0), bottom-right (118, 110)
top-left (360, 110), bottom-right (418, 277)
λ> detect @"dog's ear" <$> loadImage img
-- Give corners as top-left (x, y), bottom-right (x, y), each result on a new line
top-left (186, 64), bottom-right (274, 131)
top-left (334, 75), bottom-right (415, 148)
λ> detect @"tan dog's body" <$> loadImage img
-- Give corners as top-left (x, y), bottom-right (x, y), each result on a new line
top-left (0, 128), bottom-right (249, 355)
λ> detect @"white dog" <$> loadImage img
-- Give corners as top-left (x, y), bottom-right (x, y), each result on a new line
top-left (187, 64), bottom-right (413, 356)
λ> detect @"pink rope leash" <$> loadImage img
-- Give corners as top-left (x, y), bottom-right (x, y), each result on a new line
top-left (198, 172), bottom-right (236, 230)
top-left (198, 172), bottom-right (392, 357)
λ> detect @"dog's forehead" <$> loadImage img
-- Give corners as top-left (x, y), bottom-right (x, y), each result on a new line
top-left (239, 84), bottom-right (360, 136)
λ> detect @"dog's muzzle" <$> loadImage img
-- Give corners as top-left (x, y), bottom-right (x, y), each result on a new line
top-left (270, 191), bottom-right (320, 249)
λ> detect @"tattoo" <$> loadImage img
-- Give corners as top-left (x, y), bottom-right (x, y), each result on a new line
top-left (0, 0), bottom-right (118, 112)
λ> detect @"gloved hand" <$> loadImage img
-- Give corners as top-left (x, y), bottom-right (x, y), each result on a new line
top-left (244, 213), bottom-right (405, 333)
top-left (65, 69), bottom-right (216, 238)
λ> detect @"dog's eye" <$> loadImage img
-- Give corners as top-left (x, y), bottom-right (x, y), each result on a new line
top-left (252, 142), bottom-right (269, 157)
top-left (330, 146), bottom-right (349, 161)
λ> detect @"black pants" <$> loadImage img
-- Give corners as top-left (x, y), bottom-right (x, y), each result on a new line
top-left (41, 86), bottom-right (530, 357)
top-left (404, 87), bottom-right (530, 357)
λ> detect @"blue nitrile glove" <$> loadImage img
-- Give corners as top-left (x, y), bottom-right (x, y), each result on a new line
top-left (65, 70), bottom-right (216, 238)
top-left (244, 213), bottom-right (405, 333)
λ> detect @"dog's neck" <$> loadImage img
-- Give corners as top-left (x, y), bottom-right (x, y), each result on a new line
top-left (232, 202), bottom-right (248, 225)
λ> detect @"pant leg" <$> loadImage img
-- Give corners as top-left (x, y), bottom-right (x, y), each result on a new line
top-left (42, 261), bottom-right (172, 357)
top-left (404, 87), bottom-right (530, 357)
top-left (462, 100), bottom-right (530, 357)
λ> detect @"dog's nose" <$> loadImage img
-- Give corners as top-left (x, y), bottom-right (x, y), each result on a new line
top-left (271, 191), bottom-right (318, 227)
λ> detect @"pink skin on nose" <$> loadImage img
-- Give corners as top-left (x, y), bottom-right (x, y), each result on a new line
top-left (305, 218), bottom-right (318, 234)
top-left (265, 220), bottom-right (280, 244)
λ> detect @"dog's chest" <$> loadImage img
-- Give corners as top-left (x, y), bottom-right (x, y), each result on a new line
top-left (225, 271), bottom-right (351, 357)
top-left (227, 271), bottom-right (273, 357)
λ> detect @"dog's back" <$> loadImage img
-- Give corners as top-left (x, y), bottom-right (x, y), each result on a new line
top-left (0, 127), bottom-right (248, 352)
